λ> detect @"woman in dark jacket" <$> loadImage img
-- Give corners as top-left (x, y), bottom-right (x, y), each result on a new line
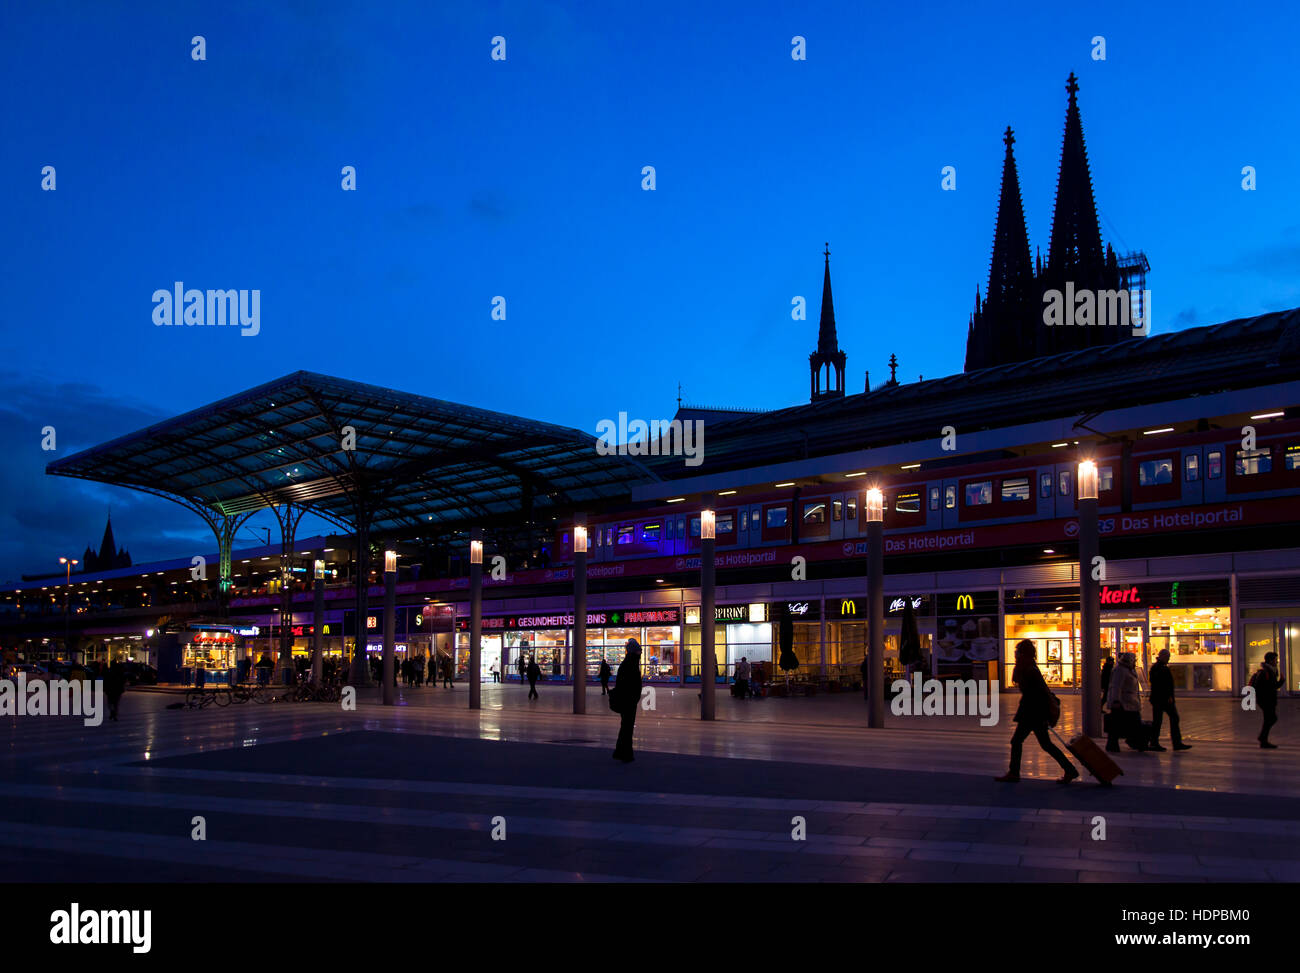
top-left (995, 640), bottom-right (1077, 783)
top-left (611, 639), bottom-right (643, 763)
top-left (1255, 651), bottom-right (1284, 748)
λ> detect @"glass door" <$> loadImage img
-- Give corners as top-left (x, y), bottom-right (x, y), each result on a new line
top-left (1101, 620), bottom-right (1148, 687)
top-left (1287, 620), bottom-right (1300, 696)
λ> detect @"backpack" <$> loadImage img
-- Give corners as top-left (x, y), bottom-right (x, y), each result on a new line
top-left (608, 687), bottom-right (621, 713)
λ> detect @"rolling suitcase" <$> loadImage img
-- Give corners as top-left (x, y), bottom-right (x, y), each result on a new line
top-left (1052, 728), bottom-right (1123, 785)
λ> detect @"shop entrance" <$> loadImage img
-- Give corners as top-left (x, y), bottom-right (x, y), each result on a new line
top-left (1244, 618), bottom-right (1300, 696)
top-left (1100, 619), bottom-right (1148, 681)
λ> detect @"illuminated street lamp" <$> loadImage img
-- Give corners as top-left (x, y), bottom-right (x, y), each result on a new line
top-left (58, 557), bottom-right (78, 662)
top-left (1078, 458), bottom-right (1102, 736)
top-left (382, 550), bottom-right (397, 705)
top-left (573, 524), bottom-right (588, 554)
top-left (700, 503), bottom-right (717, 720)
top-left (469, 530), bottom-right (483, 710)
top-left (573, 517), bottom-right (588, 714)
top-left (864, 488), bottom-right (884, 727)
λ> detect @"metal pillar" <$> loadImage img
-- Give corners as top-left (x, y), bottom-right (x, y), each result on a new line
top-left (701, 508), bottom-right (716, 721)
top-left (866, 518), bottom-right (885, 728)
top-left (573, 514), bottom-right (587, 714)
top-left (311, 554), bottom-right (325, 686)
top-left (469, 528), bottom-right (483, 711)
top-left (1079, 496), bottom-right (1102, 737)
top-left (382, 555), bottom-right (396, 706)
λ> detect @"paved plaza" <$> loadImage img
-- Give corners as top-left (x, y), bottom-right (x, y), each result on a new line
top-left (1, 684), bottom-right (1297, 883)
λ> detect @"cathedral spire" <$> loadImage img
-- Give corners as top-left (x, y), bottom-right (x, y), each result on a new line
top-left (987, 126), bottom-right (1034, 312)
top-left (809, 243), bottom-right (847, 402)
top-left (1046, 72), bottom-right (1105, 277)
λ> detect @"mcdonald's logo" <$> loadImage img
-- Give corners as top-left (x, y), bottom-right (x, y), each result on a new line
top-left (956, 594), bottom-right (974, 611)
top-left (840, 599), bottom-right (857, 616)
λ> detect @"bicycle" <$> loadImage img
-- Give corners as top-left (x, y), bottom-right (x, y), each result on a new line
top-left (184, 686), bottom-right (230, 709)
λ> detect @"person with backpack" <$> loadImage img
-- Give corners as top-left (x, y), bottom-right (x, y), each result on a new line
top-left (1252, 651), bottom-right (1284, 748)
top-left (1148, 648), bottom-right (1191, 752)
top-left (611, 639), bottom-right (642, 763)
top-left (995, 639), bottom-right (1078, 783)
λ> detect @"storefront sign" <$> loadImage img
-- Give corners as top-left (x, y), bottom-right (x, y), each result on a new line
top-left (780, 600), bottom-right (819, 619)
top-left (887, 595), bottom-right (932, 615)
top-left (936, 591), bottom-right (999, 616)
top-left (1011, 580), bottom-right (1230, 613)
top-left (456, 609), bottom-right (681, 632)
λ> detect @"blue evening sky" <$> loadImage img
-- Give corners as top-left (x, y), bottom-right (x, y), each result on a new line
top-left (1, 0), bottom-right (1297, 578)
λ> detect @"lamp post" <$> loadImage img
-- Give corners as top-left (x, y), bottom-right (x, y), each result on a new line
top-left (573, 520), bottom-right (588, 714)
top-left (1077, 459), bottom-right (1102, 737)
top-left (58, 557), bottom-right (78, 662)
top-left (469, 531), bottom-right (483, 711)
top-left (865, 487), bottom-right (885, 728)
top-left (700, 505), bottom-right (716, 721)
top-left (382, 550), bottom-right (397, 705)
top-left (311, 557), bottom-right (325, 686)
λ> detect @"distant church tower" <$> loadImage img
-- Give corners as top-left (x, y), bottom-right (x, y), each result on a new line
top-left (82, 514), bottom-right (131, 573)
top-left (809, 244), bottom-right (847, 401)
top-left (965, 74), bottom-right (1140, 371)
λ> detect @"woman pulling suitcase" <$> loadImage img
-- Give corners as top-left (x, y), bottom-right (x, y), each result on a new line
top-left (995, 639), bottom-right (1079, 783)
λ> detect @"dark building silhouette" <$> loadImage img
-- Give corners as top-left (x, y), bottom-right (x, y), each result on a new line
top-left (809, 244), bottom-right (847, 402)
top-left (965, 74), bottom-right (1148, 371)
top-left (82, 514), bottom-right (131, 573)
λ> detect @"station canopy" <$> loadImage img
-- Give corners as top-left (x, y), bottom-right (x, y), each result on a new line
top-left (46, 371), bottom-right (661, 536)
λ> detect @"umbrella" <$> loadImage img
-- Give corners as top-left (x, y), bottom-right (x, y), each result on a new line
top-left (778, 606), bottom-right (798, 671)
top-left (899, 599), bottom-right (923, 668)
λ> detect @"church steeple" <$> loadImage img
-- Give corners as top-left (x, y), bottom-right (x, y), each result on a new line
top-left (1046, 73), bottom-right (1105, 279)
top-left (809, 244), bottom-right (847, 402)
top-left (966, 126), bottom-right (1035, 371)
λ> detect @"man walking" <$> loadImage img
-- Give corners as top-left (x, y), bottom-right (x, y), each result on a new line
top-left (1253, 651), bottom-right (1284, 748)
top-left (526, 655), bottom-right (541, 700)
top-left (1148, 648), bottom-right (1191, 752)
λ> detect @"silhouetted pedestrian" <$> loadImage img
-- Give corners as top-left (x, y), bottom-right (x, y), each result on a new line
top-left (1105, 650), bottom-right (1146, 753)
top-left (526, 657), bottom-right (540, 699)
top-left (735, 656), bottom-right (751, 699)
top-left (599, 657), bottom-right (612, 695)
top-left (104, 661), bottom-right (127, 722)
top-left (1252, 651), bottom-right (1283, 748)
top-left (995, 640), bottom-right (1077, 783)
top-left (442, 654), bottom-right (454, 689)
top-left (1149, 648), bottom-right (1191, 751)
top-left (1100, 653), bottom-right (1114, 709)
top-left (612, 639), bottom-right (642, 762)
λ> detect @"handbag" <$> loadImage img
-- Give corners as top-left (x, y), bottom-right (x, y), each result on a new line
top-left (1047, 692), bottom-right (1061, 727)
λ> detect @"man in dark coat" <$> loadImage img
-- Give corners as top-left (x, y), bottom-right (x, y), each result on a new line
top-left (104, 661), bottom-right (127, 722)
top-left (612, 639), bottom-right (642, 762)
top-left (1148, 648), bottom-right (1191, 751)
top-left (1254, 651), bottom-right (1284, 748)
top-left (598, 657), bottom-right (612, 695)
top-left (526, 656), bottom-right (541, 699)
top-left (1100, 654), bottom-right (1114, 709)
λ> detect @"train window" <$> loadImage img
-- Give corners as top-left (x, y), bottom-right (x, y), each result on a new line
top-left (1059, 470), bottom-right (1072, 496)
top-left (606, 528), bottom-right (614, 547)
top-left (1001, 478), bottom-right (1031, 501)
top-left (832, 500), bottom-right (842, 521)
top-left (690, 517), bottom-right (701, 537)
top-left (1207, 451), bottom-right (1222, 478)
top-left (895, 491), bottom-right (921, 513)
top-left (752, 510), bottom-right (761, 530)
top-left (1287, 446), bottom-right (1300, 471)
top-left (965, 481), bottom-right (992, 505)
top-left (1100, 467), bottom-right (1114, 491)
top-left (1235, 448), bottom-right (1272, 475)
top-left (1138, 459), bottom-right (1175, 486)
top-left (1040, 473), bottom-right (1052, 498)
top-left (846, 497), bottom-right (857, 519)
top-left (617, 525), bottom-right (635, 545)
top-left (717, 514), bottom-right (734, 535)
top-left (766, 507), bottom-right (788, 528)
top-left (929, 486), bottom-right (940, 510)
top-left (738, 510), bottom-right (747, 532)
top-left (1185, 454), bottom-right (1200, 482)
top-left (641, 523), bottom-right (660, 542)
top-left (803, 502), bottom-right (826, 524)
top-left (945, 485), bottom-right (956, 509)
top-left (678, 517), bottom-right (686, 538)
